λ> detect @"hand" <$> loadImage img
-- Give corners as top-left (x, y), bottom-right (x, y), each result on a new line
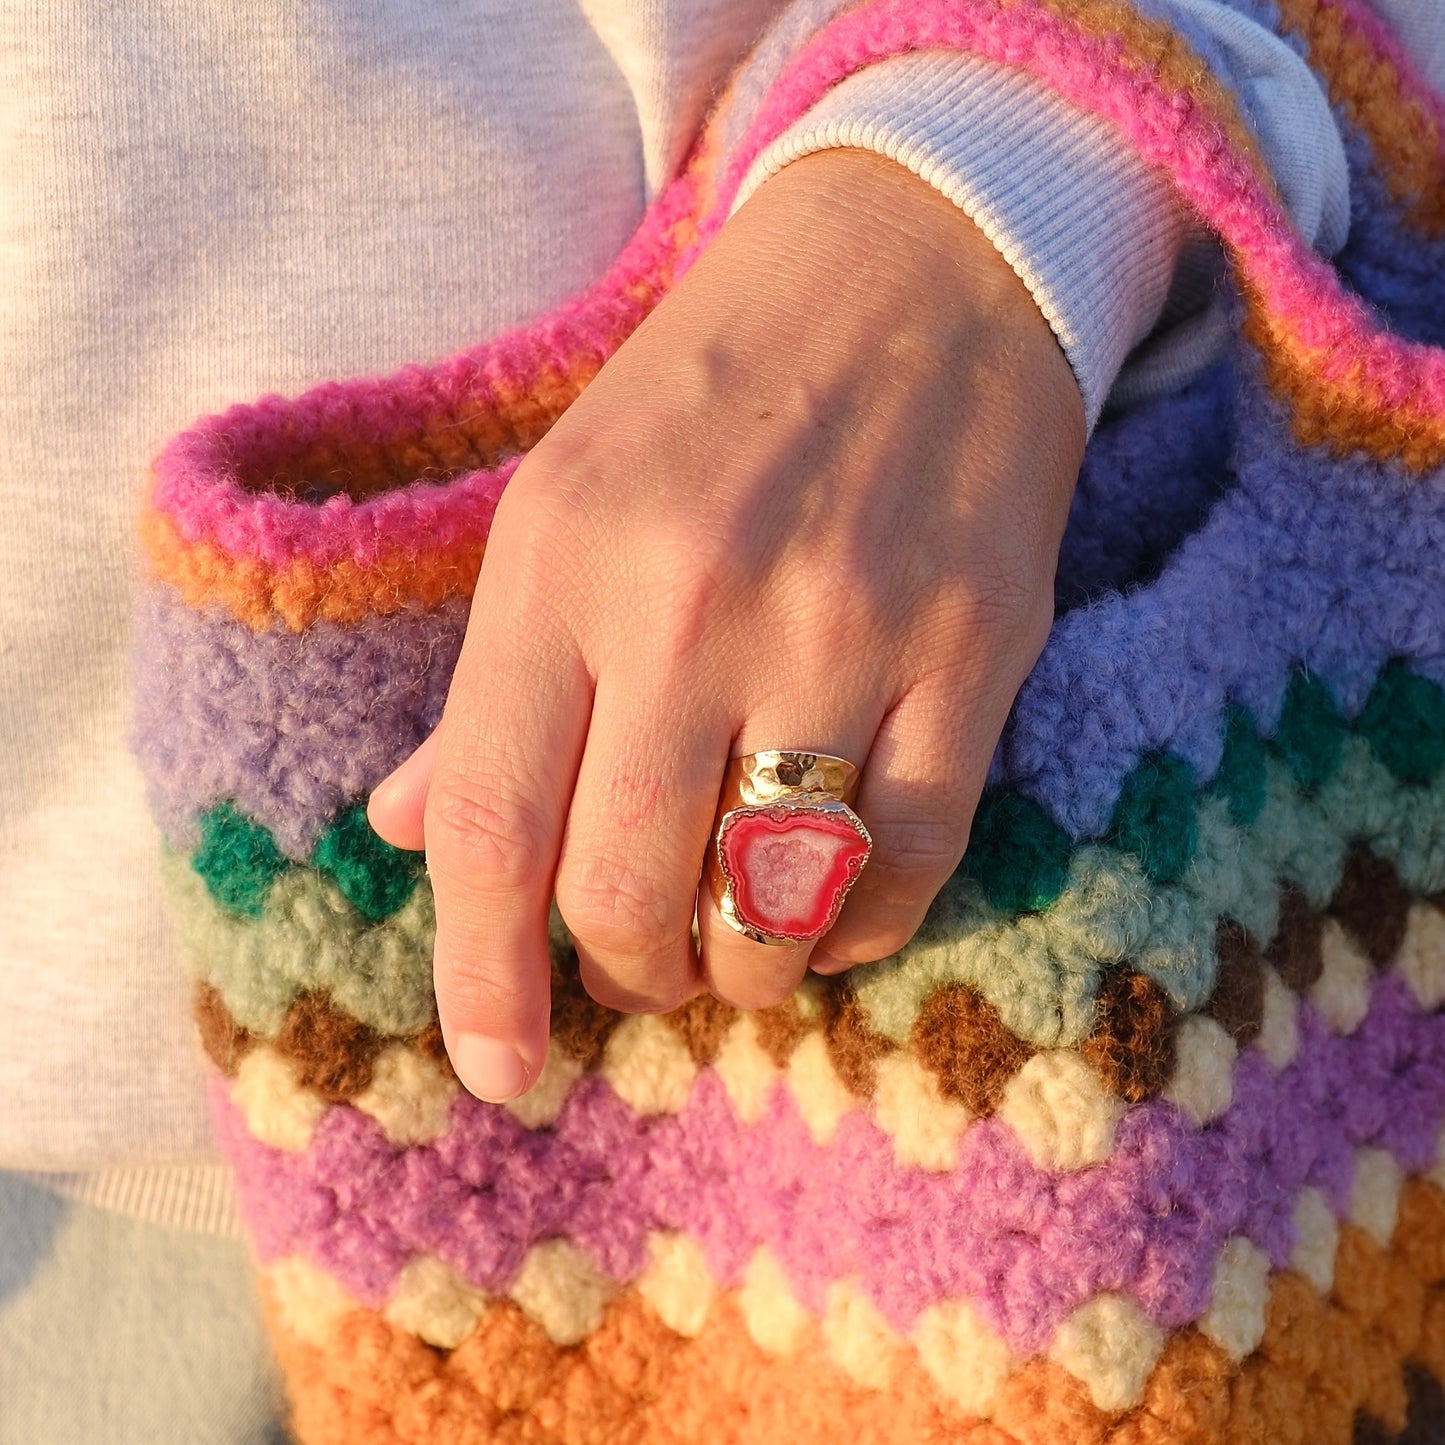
top-left (367, 148), bottom-right (1085, 1102)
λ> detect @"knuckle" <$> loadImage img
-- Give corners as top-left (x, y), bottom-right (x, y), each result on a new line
top-left (494, 466), bottom-right (596, 587)
top-left (426, 775), bottom-right (549, 891)
top-left (556, 858), bottom-right (692, 956)
top-left (961, 564), bottom-right (1054, 661)
top-left (706, 951), bottom-right (805, 1012)
top-left (787, 573), bottom-right (867, 655)
top-left (633, 545), bottom-right (731, 664)
top-left (873, 814), bottom-right (967, 893)
top-left (712, 972), bottom-right (797, 1011)
top-left (824, 908), bottom-right (919, 964)
top-left (437, 956), bottom-right (534, 1022)
top-left (579, 959), bottom-right (693, 1016)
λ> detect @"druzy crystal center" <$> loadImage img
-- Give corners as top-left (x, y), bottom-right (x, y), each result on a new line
top-left (718, 805), bottom-right (870, 940)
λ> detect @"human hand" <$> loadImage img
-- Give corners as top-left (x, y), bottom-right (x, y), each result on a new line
top-left (367, 148), bottom-right (1085, 1102)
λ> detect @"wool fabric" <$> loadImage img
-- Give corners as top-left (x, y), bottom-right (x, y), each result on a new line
top-left (133, 0), bottom-right (1445, 1438)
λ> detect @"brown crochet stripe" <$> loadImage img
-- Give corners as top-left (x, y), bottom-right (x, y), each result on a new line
top-left (1332, 846), bottom-right (1418, 966)
top-left (194, 985), bottom-right (454, 1100)
top-left (264, 1180), bottom-right (1445, 1445)
top-left (195, 961), bottom-right (1170, 1116)
top-left (1266, 845), bottom-right (1425, 989)
top-left (195, 845), bottom-right (1433, 1116)
top-left (1356, 1365), bottom-right (1445, 1445)
top-left (1274, 0), bottom-right (1445, 235)
top-left (1209, 921), bottom-right (1267, 1046)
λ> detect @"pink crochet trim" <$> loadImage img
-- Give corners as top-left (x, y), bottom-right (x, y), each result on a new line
top-left (149, 0), bottom-right (1445, 583)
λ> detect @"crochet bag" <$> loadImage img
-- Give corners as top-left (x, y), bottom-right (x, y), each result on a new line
top-left (133, 1), bottom-right (1445, 1440)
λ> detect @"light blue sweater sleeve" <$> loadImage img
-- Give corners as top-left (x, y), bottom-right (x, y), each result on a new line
top-left (734, 0), bottom-right (1444, 429)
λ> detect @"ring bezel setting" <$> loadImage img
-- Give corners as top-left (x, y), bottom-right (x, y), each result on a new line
top-left (707, 751), bottom-right (873, 947)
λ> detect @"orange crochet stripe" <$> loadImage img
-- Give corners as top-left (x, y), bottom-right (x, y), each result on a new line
top-left (1243, 302), bottom-right (1445, 473)
top-left (139, 507), bottom-right (486, 631)
top-left (708, 0), bottom-right (1445, 469)
top-left (1276, 0), bottom-right (1445, 234)
top-left (1005, 0), bottom-right (1445, 467)
top-left (1007, 0), bottom-right (1445, 468)
top-left (1027, 0), bottom-right (1271, 175)
top-left (143, 0), bottom-right (1445, 646)
top-left (266, 1180), bottom-right (1445, 1445)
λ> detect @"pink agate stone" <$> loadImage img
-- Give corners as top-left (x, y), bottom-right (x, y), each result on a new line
top-left (718, 805), bottom-right (870, 941)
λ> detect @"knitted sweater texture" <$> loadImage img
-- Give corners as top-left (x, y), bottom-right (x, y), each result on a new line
top-left (133, 0), bottom-right (1445, 1439)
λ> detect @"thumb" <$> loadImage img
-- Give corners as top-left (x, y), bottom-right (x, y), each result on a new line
top-left (366, 729), bottom-right (439, 850)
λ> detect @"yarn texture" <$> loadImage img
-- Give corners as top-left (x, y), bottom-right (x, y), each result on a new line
top-left (133, 0), bottom-right (1445, 1439)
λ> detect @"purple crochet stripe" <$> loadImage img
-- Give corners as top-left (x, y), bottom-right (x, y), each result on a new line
top-left (135, 371), bottom-right (1445, 858)
top-left (217, 974), bottom-right (1445, 1355)
top-left (131, 589), bottom-right (465, 857)
top-left (1004, 375), bottom-right (1445, 837)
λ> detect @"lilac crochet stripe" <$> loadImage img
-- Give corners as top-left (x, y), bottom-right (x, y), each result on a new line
top-left (1005, 379), bottom-right (1445, 837)
top-left (131, 590), bottom-right (465, 857)
top-left (138, 376), bottom-right (1445, 858)
top-left (217, 974), bottom-right (1445, 1355)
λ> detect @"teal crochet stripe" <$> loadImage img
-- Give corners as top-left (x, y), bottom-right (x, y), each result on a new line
top-left (185, 663), bottom-right (1442, 937)
top-left (965, 663), bottom-right (1443, 915)
top-left (191, 801), bottom-right (425, 922)
top-left (169, 738), bottom-right (1445, 1051)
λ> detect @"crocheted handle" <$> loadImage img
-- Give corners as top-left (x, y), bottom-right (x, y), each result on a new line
top-left (140, 0), bottom-right (1445, 654)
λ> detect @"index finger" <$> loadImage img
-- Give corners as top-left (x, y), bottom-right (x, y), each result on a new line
top-left (423, 588), bottom-right (592, 1102)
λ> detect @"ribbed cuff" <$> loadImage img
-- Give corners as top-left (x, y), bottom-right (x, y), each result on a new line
top-left (733, 49), bottom-right (1189, 431)
top-left (19, 1164), bottom-right (241, 1236)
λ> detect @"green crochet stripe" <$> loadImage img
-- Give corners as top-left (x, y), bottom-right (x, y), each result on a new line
top-left (167, 683), bottom-right (1445, 1050)
top-left (855, 736), bottom-right (1445, 1049)
top-left (963, 665), bottom-right (1443, 915)
top-left (162, 849), bottom-right (439, 1036)
top-left (190, 801), bottom-right (424, 922)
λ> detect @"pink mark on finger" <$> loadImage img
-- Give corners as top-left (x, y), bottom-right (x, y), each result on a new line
top-left (606, 771), bottom-right (665, 830)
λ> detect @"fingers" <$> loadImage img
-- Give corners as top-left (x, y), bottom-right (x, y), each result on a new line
top-left (808, 677), bottom-right (1001, 976)
top-left (423, 603), bottom-right (592, 1103)
top-left (553, 668), bottom-right (725, 1014)
top-left (387, 639), bottom-right (1019, 1065)
top-left (698, 712), bottom-right (878, 1010)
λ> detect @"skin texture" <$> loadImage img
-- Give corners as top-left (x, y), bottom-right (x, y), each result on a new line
top-left (368, 148), bottom-right (1086, 1103)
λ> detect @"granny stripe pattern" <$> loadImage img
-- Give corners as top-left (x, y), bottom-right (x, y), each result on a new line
top-left (133, 0), bottom-right (1445, 1440)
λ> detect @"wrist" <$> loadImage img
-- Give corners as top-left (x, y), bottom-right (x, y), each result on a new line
top-left (738, 147), bottom-right (1084, 506)
top-left (752, 147), bottom-right (1058, 335)
top-left (690, 145), bottom-right (1083, 597)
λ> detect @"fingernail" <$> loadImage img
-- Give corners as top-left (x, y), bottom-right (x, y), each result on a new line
top-left (809, 951), bottom-right (850, 976)
top-left (452, 1035), bottom-right (531, 1102)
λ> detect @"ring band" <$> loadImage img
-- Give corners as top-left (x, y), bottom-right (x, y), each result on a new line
top-left (706, 750), bottom-right (872, 947)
